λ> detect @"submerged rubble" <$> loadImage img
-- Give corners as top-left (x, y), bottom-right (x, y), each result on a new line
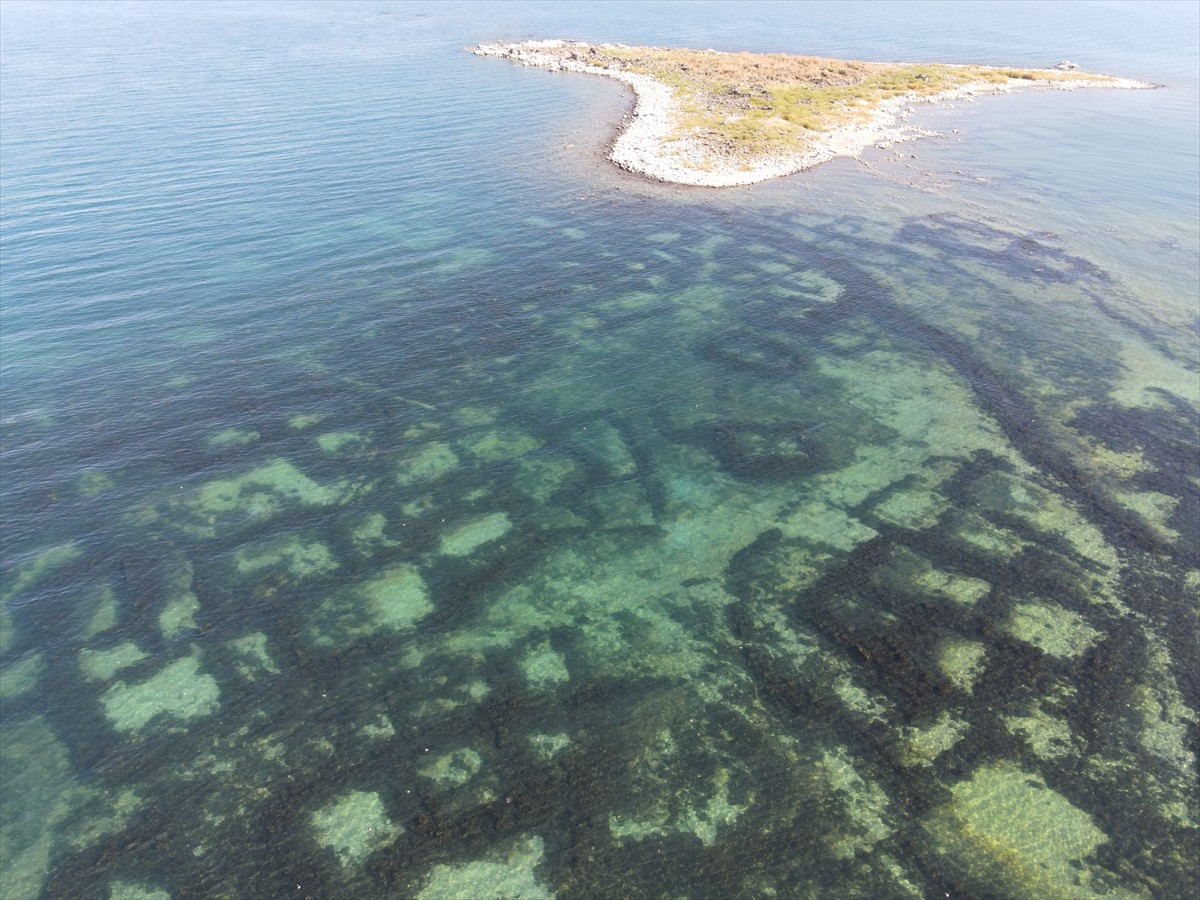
top-left (2, 201), bottom-right (1195, 900)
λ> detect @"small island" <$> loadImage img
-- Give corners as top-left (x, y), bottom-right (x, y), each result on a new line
top-left (473, 40), bottom-right (1152, 187)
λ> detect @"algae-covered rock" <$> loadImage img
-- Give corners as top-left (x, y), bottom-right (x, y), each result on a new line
top-left (704, 418), bottom-right (823, 478)
top-left (1131, 644), bottom-right (1197, 773)
top-left (1116, 489), bottom-right (1182, 543)
top-left (311, 790), bottom-right (401, 868)
top-left (417, 834), bottom-right (554, 900)
top-left (610, 765), bottom-right (743, 847)
top-left (439, 512), bottom-right (512, 556)
top-left (64, 787), bottom-right (144, 855)
top-left (724, 535), bottom-right (840, 607)
top-left (923, 761), bottom-right (1112, 897)
top-left (789, 269), bottom-right (844, 303)
top-left (831, 668), bottom-right (896, 724)
top-left (410, 678), bottom-right (491, 717)
top-left (453, 406), bottom-right (496, 426)
top-left (100, 651), bottom-right (220, 732)
top-left (604, 694), bottom-right (756, 853)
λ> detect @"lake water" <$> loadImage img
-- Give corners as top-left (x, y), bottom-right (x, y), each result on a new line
top-left (1, 2), bottom-right (1197, 897)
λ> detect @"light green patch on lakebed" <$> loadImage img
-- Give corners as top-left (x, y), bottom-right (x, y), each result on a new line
top-left (234, 534), bottom-right (338, 580)
top-left (897, 712), bottom-right (969, 768)
top-left (418, 835), bottom-right (554, 900)
top-left (317, 430), bottom-right (368, 454)
top-left (311, 790), bottom-right (401, 868)
top-left (158, 557), bottom-right (201, 640)
top-left (100, 652), bottom-right (220, 732)
top-left (228, 632), bottom-right (280, 680)
top-left (2, 542), bottom-right (83, 602)
top-left (924, 761), bottom-right (1114, 897)
top-left (463, 428), bottom-right (542, 462)
top-left (183, 459), bottom-right (345, 534)
top-left (108, 882), bottom-right (171, 900)
top-left (521, 640), bottom-right (569, 689)
top-left (77, 469), bottom-right (116, 498)
top-left (0, 653), bottom-right (45, 700)
top-left (1002, 599), bottom-right (1101, 659)
top-left (159, 593), bottom-right (200, 640)
top-left (514, 454), bottom-right (579, 504)
top-left (350, 511), bottom-right (398, 552)
top-left (529, 732), bottom-right (571, 760)
top-left (80, 642), bottom-right (149, 681)
top-left (439, 512), bottom-right (512, 557)
top-left (206, 427), bottom-right (259, 450)
top-left (396, 442), bottom-right (459, 485)
top-left (935, 636), bottom-right (988, 694)
top-left (288, 412), bottom-right (326, 430)
top-left (574, 420), bottom-right (636, 477)
top-left (420, 748), bottom-right (483, 787)
top-left (308, 564), bottom-right (433, 648)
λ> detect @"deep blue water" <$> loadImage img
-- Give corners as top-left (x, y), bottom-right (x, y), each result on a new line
top-left (2, 2), bottom-right (1198, 898)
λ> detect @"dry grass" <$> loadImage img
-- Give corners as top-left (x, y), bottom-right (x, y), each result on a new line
top-left (585, 44), bottom-right (1115, 159)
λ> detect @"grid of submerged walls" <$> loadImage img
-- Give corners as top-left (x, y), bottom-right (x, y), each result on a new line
top-left (0, 203), bottom-right (1196, 898)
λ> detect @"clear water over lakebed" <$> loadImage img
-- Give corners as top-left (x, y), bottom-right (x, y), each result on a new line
top-left (1, 2), bottom-right (1197, 897)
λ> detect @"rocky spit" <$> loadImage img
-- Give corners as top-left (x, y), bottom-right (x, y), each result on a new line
top-left (472, 40), bottom-right (1152, 188)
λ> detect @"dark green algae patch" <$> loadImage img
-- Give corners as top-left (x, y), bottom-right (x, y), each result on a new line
top-left (2, 205), bottom-right (1197, 899)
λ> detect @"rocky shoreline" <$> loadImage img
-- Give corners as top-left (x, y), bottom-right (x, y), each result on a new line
top-left (472, 40), bottom-right (1152, 188)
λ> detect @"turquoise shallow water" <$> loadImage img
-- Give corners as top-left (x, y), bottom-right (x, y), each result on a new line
top-left (2, 2), bottom-right (1198, 898)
